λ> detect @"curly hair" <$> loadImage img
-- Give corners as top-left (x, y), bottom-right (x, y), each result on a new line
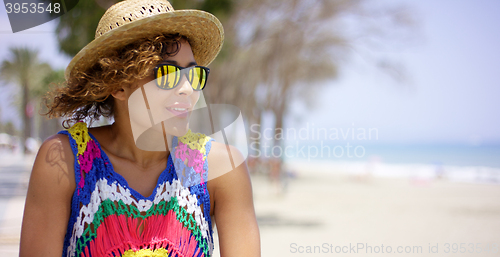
top-left (44, 34), bottom-right (185, 128)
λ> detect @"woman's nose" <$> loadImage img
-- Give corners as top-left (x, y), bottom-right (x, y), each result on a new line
top-left (176, 74), bottom-right (194, 95)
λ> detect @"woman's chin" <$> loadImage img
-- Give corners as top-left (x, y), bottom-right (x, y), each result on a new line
top-left (166, 126), bottom-right (190, 137)
top-left (160, 118), bottom-right (191, 137)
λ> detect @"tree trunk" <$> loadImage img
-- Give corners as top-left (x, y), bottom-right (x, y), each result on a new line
top-left (22, 83), bottom-right (30, 154)
top-left (251, 110), bottom-right (262, 158)
top-left (273, 98), bottom-right (286, 159)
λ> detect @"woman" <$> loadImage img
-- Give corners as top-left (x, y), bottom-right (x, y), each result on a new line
top-left (19, 0), bottom-right (260, 256)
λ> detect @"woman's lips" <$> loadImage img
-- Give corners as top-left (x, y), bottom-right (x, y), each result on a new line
top-left (166, 107), bottom-right (189, 118)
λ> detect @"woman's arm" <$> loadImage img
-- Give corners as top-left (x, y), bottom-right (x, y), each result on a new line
top-left (208, 142), bottom-right (261, 257)
top-left (19, 134), bottom-right (76, 257)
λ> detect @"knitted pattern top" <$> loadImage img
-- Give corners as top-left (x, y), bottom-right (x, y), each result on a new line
top-left (58, 122), bottom-right (215, 257)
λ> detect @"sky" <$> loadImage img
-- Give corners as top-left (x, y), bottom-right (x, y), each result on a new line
top-left (301, 0), bottom-right (500, 145)
top-left (0, 0), bottom-right (499, 145)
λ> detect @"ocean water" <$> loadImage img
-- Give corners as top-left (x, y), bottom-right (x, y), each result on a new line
top-left (355, 144), bottom-right (500, 168)
top-left (273, 142), bottom-right (500, 183)
top-left (279, 141), bottom-right (500, 168)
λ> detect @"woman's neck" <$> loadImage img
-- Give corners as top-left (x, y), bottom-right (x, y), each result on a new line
top-left (99, 118), bottom-right (171, 169)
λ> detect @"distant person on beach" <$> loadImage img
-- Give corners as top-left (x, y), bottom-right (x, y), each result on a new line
top-left (19, 0), bottom-right (260, 256)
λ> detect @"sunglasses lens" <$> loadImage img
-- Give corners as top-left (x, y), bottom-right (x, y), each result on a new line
top-left (188, 67), bottom-right (208, 90)
top-left (156, 65), bottom-right (180, 89)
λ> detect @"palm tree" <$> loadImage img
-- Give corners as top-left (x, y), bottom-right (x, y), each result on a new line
top-left (0, 47), bottom-right (52, 153)
top-left (37, 69), bottom-right (65, 141)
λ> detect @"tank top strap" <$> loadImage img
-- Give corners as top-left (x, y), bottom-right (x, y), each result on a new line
top-left (57, 122), bottom-right (103, 196)
top-left (172, 129), bottom-right (214, 187)
top-left (173, 129), bottom-right (215, 247)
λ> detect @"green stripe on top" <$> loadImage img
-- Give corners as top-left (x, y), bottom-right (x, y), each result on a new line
top-left (74, 196), bottom-right (209, 257)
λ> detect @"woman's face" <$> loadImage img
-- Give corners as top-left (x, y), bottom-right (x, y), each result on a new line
top-left (128, 40), bottom-right (201, 140)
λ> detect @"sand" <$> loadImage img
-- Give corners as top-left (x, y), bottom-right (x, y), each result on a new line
top-left (241, 162), bottom-right (500, 257)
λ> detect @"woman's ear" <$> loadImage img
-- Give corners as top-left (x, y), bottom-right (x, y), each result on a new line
top-left (111, 87), bottom-right (127, 101)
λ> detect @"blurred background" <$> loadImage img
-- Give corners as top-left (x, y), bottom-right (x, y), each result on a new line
top-left (1, 0), bottom-right (499, 256)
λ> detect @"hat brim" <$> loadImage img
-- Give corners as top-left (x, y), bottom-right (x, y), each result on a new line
top-left (65, 10), bottom-right (224, 80)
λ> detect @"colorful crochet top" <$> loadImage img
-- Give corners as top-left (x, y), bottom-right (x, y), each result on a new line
top-left (58, 122), bottom-right (214, 257)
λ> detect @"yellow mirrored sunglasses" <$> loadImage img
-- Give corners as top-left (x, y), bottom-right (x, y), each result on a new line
top-left (154, 64), bottom-right (210, 91)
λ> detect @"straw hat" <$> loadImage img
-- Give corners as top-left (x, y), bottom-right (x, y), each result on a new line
top-left (64, 0), bottom-right (224, 80)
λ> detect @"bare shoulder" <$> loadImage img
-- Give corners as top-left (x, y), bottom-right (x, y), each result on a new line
top-left (28, 133), bottom-right (76, 198)
top-left (20, 133), bottom-right (76, 256)
top-left (40, 133), bottom-right (74, 157)
top-left (206, 140), bottom-right (253, 204)
top-left (37, 133), bottom-right (75, 172)
top-left (205, 142), bottom-right (261, 256)
top-left (206, 141), bottom-right (247, 182)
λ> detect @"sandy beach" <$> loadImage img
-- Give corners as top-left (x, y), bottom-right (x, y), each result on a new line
top-left (1, 156), bottom-right (500, 257)
top-left (244, 161), bottom-right (500, 257)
